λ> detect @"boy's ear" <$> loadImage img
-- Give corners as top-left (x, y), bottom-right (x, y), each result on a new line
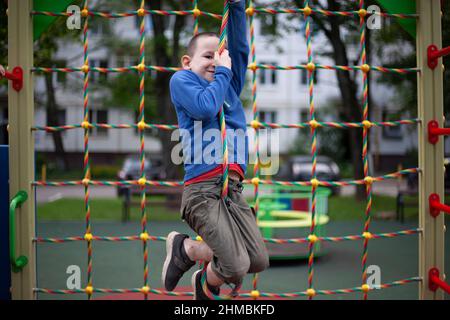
top-left (181, 55), bottom-right (191, 70)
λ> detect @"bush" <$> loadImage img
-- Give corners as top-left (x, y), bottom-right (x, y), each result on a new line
top-left (91, 165), bottom-right (120, 179)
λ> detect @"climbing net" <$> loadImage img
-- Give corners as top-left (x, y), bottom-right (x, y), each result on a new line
top-left (32, 0), bottom-right (423, 300)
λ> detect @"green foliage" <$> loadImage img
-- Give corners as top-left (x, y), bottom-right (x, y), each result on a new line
top-left (0, 1), bottom-right (6, 69)
top-left (374, 5), bottom-right (450, 117)
top-left (91, 165), bottom-right (121, 179)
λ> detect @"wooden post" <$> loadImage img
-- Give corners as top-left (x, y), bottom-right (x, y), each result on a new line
top-left (8, 0), bottom-right (36, 299)
top-left (417, 0), bottom-right (445, 300)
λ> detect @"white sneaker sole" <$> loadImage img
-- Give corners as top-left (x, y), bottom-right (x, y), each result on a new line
top-left (191, 269), bottom-right (201, 300)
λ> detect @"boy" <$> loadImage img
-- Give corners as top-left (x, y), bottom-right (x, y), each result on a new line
top-left (162, 0), bottom-right (269, 300)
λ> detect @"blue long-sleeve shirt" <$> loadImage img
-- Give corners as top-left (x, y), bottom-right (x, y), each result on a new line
top-left (170, 0), bottom-right (249, 182)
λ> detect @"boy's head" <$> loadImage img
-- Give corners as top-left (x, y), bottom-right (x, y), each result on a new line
top-left (181, 32), bottom-right (219, 82)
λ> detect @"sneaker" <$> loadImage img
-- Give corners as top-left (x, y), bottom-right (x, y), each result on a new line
top-left (191, 269), bottom-right (221, 300)
top-left (191, 270), bottom-right (209, 300)
top-left (162, 231), bottom-right (195, 291)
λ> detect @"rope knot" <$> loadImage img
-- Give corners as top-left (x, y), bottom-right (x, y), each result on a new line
top-left (306, 62), bottom-right (316, 72)
top-left (358, 9), bottom-right (367, 18)
top-left (364, 176), bottom-right (373, 185)
top-left (138, 177), bottom-right (147, 186)
top-left (84, 233), bottom-right (93, 241)
top-left (362, 120), bottom-right (372, 129)
top-left (303, 6), bottom-right (312, 17)
top-left (81, 65), bottom-right (89, 73)
top-left (250, 120), bottom-right (260, 129)
top-left (310, 178), bottom-right (320, 188)
top-left (137, 120), bottom-right (146, 131)
top-left (141, 286), bottom-right (150, 294)
top-left (137, 8), bottom-right (145, 17)
top-left (248, 63), bottom-right (257, 71)
top-left (250, 290), bottom-right (260, 299)
top-left (306, 288), bottom-right (316, 297)
top-left (361, 64), bottom-right (371, 73)
top-left (140, 232), bottom-right (149, 241)
top-left (309, 119), bottom-right (319, 129)
top-left (137, 63), bottom-right (146, 73)
top-left (362, 232), bottom-right (373, 240)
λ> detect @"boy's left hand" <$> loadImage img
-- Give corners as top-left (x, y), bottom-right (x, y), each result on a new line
top-left (214, 50), bottom-right (232, 70)
top-left (0, 65), bottom-right (5, 78)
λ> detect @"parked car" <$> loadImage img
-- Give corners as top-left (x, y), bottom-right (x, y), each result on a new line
top-left (117, 155), bottom-right (166, 196)
top-left (276, 155), bottom-right (341, 195)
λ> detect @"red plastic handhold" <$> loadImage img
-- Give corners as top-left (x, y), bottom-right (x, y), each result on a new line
top-left (428, 120), bottom-right (450, 145)
top-left (3, 66), bottom-right (23, 92)
top-left (429, 268), bottom-right (440, 292)
top-left (428, 45), bottom-right (450, 69)
top-left (429, 193), bottom-right (450, 217)
top-left (429, 268), bottom-right (450, 294)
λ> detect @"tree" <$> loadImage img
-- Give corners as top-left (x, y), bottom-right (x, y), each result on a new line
top-left (146, 0), bottom-right (225, 179)
top-left (283, 0), bottom-right (373, 199)
top-left (97, 0), bottom-right (226, 179)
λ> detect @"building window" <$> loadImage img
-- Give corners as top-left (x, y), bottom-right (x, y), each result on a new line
top-left (259, 61), bottom-right (277, 86)
top-left (91, 19), bottom-right (109, 36)
top-left (259, 111), bottom-right (277, 124)
top-left (89, 59), bottom-right (109, 83)
top-left (382, 110), bottom-right (402, 140)
top-left (88, 110), bottom-right (108, 136)
top-left (260, 14), bottom-right (277, 36)
top-left (300, 61), bottom-right (319, 85)
top-left (300, 109), bottom-right (309, 123)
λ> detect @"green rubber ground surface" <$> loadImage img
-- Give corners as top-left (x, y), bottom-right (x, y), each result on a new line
top-left (36, 219), bottom-right (450, 300)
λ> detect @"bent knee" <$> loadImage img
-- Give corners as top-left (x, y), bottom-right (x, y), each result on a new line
top-left (221, 258), bottom-right (250, 284)
top-left (248, 251), bottom-right (270, 273)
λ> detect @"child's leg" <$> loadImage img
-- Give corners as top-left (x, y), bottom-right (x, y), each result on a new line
top-left (183, 237), bottom-right (213, 262)
top-left (206, 262), bottom-right (224, 287)
top-left (183, 238), bottom-right (223, 287)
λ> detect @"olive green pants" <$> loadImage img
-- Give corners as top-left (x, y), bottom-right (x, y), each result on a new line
top-left (181, 177), bottom-right (269, 285)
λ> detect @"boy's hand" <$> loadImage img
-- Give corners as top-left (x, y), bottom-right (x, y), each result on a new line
top-left (0, 65), bottom-right (5, 78)
top-left (214, 50), bottom-right (232, 70)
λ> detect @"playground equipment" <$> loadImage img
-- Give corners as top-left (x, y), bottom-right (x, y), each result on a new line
top-left (6, 0), bottom-right (450, 300)
top-left (256, 186), bottom-right (331, 260)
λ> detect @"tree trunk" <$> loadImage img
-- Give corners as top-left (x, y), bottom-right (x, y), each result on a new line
top-left (149, 0), bottom-right (186, 180)
top-left (44, 72), bottom-right (69, 170)
top-left (306, 0), bottom-right (366, 200)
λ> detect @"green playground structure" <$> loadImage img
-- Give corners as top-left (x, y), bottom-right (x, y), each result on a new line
top-left (254, 186), bottom-right (331, 260)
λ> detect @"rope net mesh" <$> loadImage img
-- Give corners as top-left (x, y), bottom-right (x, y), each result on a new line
top-left (31, 0), bottom-right (422, 299)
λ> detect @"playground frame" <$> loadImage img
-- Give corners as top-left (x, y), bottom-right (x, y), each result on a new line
top-left (6, 0), bottom-right (446, 299)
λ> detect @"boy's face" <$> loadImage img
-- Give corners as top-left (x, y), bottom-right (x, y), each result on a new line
top-left (182, 36), bottom-right (219, 82)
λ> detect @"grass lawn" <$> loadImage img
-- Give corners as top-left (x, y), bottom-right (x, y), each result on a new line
top-left (37, 197), bottom-right (180, 222)
top-left (328, 194), bottom-right (419, 221)
top-left (35, 194), bottom-right (442, 222)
